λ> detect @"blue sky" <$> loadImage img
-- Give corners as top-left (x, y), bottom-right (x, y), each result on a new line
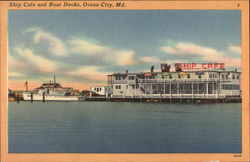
top-left (8, 10), bottom-right (241, 86)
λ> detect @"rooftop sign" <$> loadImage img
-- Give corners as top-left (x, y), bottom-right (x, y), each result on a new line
top-left (175, 63), bottom-right (225, 70)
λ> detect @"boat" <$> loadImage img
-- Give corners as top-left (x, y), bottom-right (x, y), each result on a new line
top-left (23, 77), bottom-right (85, 102)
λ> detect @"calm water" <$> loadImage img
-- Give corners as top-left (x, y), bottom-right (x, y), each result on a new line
top-left (8, 102), bottom-right (241, 153)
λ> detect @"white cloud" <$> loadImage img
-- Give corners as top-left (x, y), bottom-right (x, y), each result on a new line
top-left (69, 39), bottom-right (108, 55)
top-left (15, 47), bottom-right (59, 72)
top-left (161, 42), bottom-right (240, 67)
top-left (8, 55), bottom-right (27, 70)
top-left (115, 51), bottom-right (138, 66)
top-left (26, 28), bottom-right (67, 56)
top-left (228, 45), bottom-right (241, 54)
top-left (139, 56), bottom-right (161, 63)
top-left (9, 72), bottom-right (25, 77)
top-left (66, 66), bottom-right (108, 82)
top-left (69, 38), bottom-right (139, 66)
top-left (161, 43), bottom-right (216, 57)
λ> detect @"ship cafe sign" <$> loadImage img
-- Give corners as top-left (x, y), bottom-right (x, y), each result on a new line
top-left (174, 63), bottom-right (225, 70)
top-left (143, 63), bottom-right (225, 77)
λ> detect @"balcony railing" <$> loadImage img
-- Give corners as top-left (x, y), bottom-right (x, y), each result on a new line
top-left (137, 78), bottom-right (231, 83)
top-left (111, 93), bottom-right (226, 99)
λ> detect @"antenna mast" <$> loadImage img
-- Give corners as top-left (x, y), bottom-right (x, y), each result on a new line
top-left (54, 75), bottom-right (56, 84)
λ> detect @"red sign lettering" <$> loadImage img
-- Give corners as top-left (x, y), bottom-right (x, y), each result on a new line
top-left (174, 63), bottom-right (225, 71)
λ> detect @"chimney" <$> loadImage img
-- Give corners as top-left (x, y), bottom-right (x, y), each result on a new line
top-left (151, 66), bottom-right (154, 73)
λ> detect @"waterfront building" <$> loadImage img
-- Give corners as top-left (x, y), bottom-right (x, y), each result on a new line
top-left (91, 86), bottom-right (112, 96)
top-left (107, 63), bottom-right (241, 99)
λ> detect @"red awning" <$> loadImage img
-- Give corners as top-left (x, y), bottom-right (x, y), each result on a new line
top-left (144, 72), bottom-right (152, 77)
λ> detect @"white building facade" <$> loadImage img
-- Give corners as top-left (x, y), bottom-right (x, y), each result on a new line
top-left (107, 69), bottom-right (241, 99)
top-left (91, 86), bottom-right (112, 96)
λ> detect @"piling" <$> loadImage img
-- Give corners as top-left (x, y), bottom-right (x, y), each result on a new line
top-left (170, 94), bottom-right (172, 104)
top-left (17, 93), bottom-right (20, 103)
top-left (31, 93), bottom-right (33, 103)
top-left (42, 92), bottom-right (45, 102)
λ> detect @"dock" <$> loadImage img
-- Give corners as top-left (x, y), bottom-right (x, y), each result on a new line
top-left (86, 95), bottom-right (241, 103)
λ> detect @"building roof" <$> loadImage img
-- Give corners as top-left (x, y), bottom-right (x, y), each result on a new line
top-left (108, 70), bottom-right (241, 76)
top-left (35, 83), bottom-right (62, 89)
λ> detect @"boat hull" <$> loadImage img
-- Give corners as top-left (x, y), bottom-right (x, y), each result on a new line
top-left (23, 93), bottom-right (85, 101)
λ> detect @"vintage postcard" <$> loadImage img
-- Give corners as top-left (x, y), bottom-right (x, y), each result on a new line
top-left (0, 0), bottom-right (249, 161)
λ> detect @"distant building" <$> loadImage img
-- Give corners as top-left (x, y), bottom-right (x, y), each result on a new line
top-left (91, 86), bottom-right (112, 96)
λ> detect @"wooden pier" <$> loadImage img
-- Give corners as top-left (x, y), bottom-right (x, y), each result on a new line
top-left (8, 92), bottom-right (241, 103)
top-left (86, 95), bottom-right (241, 103)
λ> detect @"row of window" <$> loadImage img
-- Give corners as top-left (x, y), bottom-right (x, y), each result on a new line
top-left (115, 76), bottom-right (126, 80)
top-left (115, 73), bottom-right (240, 80)
top-left (115, 76), bottom-right (135, 80)
top-left (115, 85), bottom-right (121, 89)
top-left (222, 84), bottom-right (240, 90)
top-left (94, 87), bottom-right (102, 92)
top-left (209, 73), bottom-right (219, 78)
top-left (129, 76), bottom-right (135, 80)
top-left (163, 74), bottom-right (202, 79)
top-left (114, 84), bottom-right (240, 90)
top-left (221, 74), bottom-right (239, 80)
top-left (115, 85), bottom-right (139, 89)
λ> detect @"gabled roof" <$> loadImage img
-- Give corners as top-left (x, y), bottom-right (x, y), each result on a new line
top-left (35, 83), bottom-right (62, 89)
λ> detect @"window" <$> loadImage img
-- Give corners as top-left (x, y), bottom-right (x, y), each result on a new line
top-left (169, 75), bottom-right (172, 79)
top-left (178, 75), bottom-right (181, 79)
top-left (232, 74), bottom-right (235, 79)
top-left (162, 76), bottom-right (164, 79)
top-left (122, 76), bottom-right (125, 80)
top-left (129, 76), bottom-right (135, 80)
top-left (100, 88), bottom-right (102, 91)
top-left (232, 85), bottom-right (240, 90)
top-left (198, 75), bottom-right (201, 78)
top-left (209, 73), bottom-right (212, 78)
top-left (222, 84), bottom-right (236, 90)
top-left (116, 85), bottom-right (121, 89)
top-left (115, 76), bottom-right (121, 80)
top-left (187, 74), bottom-right (190, 78)
top-left (221, 74), bottom-right (225, 79)
top-left (237, 74), bottom-right (240, 79)
top-left (132, 85), bottom-right (135, 89)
